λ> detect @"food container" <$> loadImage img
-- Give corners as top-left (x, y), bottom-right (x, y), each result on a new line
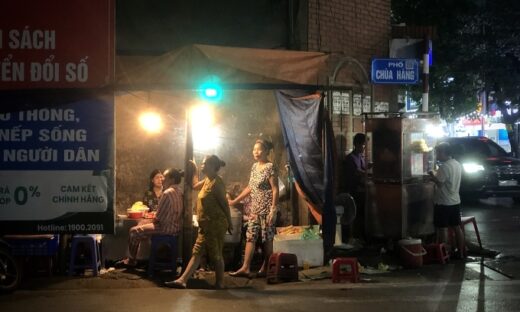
top-left (127, 209), bottom-right (144, 219)
top-left (273, 225), bottom-right (322, 267)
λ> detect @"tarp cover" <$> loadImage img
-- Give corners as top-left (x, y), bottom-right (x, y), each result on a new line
top-left (116, 44), bottom-right (329, 88)
top-left (275, 90), bottom-right (336, 256)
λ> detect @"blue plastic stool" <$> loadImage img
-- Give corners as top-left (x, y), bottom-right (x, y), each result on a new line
top-left (69, 235), bottom-right (101, 276)
top-left (148, 235), bottom-right (178, 277)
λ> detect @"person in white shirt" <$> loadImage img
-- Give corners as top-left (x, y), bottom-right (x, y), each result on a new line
top-left (428, 142), bottom-right (465, 259)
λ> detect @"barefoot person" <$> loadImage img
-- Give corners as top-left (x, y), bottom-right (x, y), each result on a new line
top-left (165, 155), bottom-right (232, 289)
top-left (229, 139), bottom-right (279, 278)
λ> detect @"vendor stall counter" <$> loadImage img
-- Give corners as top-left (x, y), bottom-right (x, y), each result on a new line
top-left (102, 206), bottom-right (243, 265)
top-left (365, 115), bottom-right (439, 239)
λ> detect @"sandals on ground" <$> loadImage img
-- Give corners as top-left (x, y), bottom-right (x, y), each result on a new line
top-left (114, 259), bottom-right (136, 269)
top-left (228, 271), bottom-right (253, 278)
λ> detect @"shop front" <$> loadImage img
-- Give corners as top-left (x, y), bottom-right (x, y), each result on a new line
top-left (108, 44), bottom-right (339, 267)
top-left (2, 41), bottom-right (373, 275)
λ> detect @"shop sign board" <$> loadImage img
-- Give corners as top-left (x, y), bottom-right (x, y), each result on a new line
top-left (0, 0), bottom-right (114, 89)
top-left (363, 96), bottom-right (371, 113)
top-left (332, 91), bottom-right (350, 115)
top-left (374, 101), bottom-right (390, 113)
top-left (353, 94), bottom-right (362, 116)
top-left (0, 91), bottom-right (115, 234)
top-left (462, 117), bottom-right (484, 126)
top-left (371, 58), bottom-right (419, 84)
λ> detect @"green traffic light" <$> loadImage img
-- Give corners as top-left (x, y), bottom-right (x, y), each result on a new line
top-left (199, 77), bottom-right (223, 102)
top-left (204, 88), bottom-right (218, 98)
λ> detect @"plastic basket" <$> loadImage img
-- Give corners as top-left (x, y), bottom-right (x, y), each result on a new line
top-left (4, 235), bottom-right (60, 256)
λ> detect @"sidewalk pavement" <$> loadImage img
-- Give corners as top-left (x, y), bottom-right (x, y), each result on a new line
top-left (17, 248), bottom-right (487, 292)
top-left (17, 264), bottom-right (459, 292)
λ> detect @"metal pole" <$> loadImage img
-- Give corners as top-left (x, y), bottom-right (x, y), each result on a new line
top-left (481, 90), bottom-right (487, 136)
top-left (422, 36), bottom-right (430, 112)
top-left (182, 108), bottom-right (193, 269)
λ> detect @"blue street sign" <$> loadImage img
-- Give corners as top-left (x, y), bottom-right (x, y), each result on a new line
top-left (371, 58), bottom-right (419, 84)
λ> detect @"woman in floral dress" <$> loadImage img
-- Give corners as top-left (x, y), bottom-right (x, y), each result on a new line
top-left (229, 139), bottom-right (279, 278)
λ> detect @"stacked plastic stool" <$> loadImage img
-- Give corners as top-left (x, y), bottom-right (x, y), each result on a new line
top-left (332, 257), bottom-right (359, 283)
top-left (424, 243), bottom-right (450, 264)
top-left (148, 235), bottom-right (178, 277)
top-left (69, 235), bottom-right (101, 276)
top-left (267, 252), bottom-right (299, 284)
top-left (461, 216), bottom-right (482, 249)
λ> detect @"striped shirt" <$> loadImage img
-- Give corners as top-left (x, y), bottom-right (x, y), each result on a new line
top-left (154, 184), bottom-right (183, 235)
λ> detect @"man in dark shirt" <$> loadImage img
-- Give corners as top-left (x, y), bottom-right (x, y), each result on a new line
top-left (343, 133), bottom-right (368, 242)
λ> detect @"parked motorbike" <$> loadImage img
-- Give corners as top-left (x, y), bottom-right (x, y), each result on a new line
top-left (0, 238), bottom-right (20, 293)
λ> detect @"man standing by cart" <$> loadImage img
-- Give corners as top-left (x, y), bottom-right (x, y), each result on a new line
top-left (343, 133), bottom-right (368, 242)
top-left (428, 142), bottom-right (465, 259)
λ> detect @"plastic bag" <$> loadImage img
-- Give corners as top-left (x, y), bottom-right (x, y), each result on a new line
top-left (278, 177), bottom-right (287, 198)
top-left (302, 226), bottom-right (320, 240)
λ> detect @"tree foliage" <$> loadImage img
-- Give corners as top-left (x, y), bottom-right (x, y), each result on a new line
top-left (392, 0), bottom-right (520, 154)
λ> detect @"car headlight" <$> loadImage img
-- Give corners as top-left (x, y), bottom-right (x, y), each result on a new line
top-left (463, 163), bottom-right (485, 173)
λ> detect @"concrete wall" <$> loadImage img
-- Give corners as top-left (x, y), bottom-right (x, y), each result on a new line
top-left (116, 0), bottom-right (291, 53)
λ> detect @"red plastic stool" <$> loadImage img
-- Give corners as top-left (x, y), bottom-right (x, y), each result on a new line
top-left (423, 243), bottom-right (450, 264)
top-left (332, 257), bottom-right (359, 283)
top-left (267, 253), bottom-right (299, 284)
top-left (461, 216), bottom-right (482, 249)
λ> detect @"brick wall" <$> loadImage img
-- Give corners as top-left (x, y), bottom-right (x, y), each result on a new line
top-left (306, 0), bottom-right (394, 107)
top-left (307, 0), bottom-right (390, 64)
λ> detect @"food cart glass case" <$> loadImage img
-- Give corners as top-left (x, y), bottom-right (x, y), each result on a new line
top-left (365, 114), bottom-right (439, 238)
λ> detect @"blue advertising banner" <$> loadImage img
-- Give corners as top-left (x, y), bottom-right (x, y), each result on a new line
top-left (0, 90), bottom-right (114, 234)
top-left (371, 58), bottom-right (419, 84)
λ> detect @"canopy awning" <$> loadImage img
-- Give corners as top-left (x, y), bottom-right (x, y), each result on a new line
top-left (116, 44), bottom-right (330, 89)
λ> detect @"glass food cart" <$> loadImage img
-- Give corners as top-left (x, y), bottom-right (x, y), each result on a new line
top-left (365, 114), bottom-right (440, 239)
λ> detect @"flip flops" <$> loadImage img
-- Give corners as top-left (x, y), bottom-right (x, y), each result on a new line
top-left (256, 271), bottom-right (267, 278)
top-left (114, 259), bottom-right (137, 269)
top-left (228, 271), bottom-right (253, 278)
top-left (164, 280), bottom-right (187, 289)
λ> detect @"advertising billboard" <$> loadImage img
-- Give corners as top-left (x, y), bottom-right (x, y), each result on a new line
top-left (0, 90), bottom-right (114, 234)
top-left (0, 0), bottom-right (115, 233)
top-left (0, 0), bottom-right (114, 89)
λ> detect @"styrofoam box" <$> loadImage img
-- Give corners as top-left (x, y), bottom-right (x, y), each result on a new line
top-left (273, 236), bottom-right (323, 267)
